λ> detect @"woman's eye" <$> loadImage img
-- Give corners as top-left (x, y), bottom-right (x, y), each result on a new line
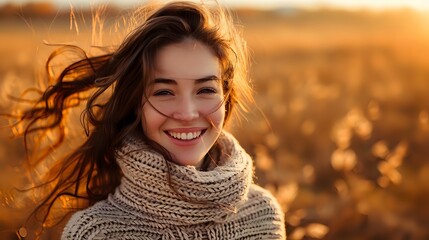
top-left (153, 90), bottom-right (174, 96)
top-left (198, 87), bottom-right (217, 94)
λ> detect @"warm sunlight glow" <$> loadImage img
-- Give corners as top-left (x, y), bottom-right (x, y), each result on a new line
top-left (1, 0), bottom-right (429, 239)
top-left (2, 0), bottom-right (429, 11)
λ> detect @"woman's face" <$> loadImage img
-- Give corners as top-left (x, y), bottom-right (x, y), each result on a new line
top-left (141, 38), bottom-right (225, 168)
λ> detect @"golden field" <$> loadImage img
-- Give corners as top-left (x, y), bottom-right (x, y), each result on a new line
top-left (1, 3), bottom-right (429, 239)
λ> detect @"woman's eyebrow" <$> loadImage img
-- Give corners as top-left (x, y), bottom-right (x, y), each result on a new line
top-left (195, 75), bottom-right (220, 84)
top-left (153, 78), bottom-right (177, 85)
top-left (153, 75), bottom-right (220, 85)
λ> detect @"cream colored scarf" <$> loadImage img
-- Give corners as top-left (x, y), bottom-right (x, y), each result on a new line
top-left (112, 131), bottom-right (253, 226)
top-left (62, 131), bottom-right (286, 239)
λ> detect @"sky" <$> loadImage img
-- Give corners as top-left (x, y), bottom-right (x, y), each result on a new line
top-left (2, 0), bottom-right (429, 11)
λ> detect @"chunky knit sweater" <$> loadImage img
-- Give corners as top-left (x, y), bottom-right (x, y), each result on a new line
top-left (62, 132), bottom-right (286, 239)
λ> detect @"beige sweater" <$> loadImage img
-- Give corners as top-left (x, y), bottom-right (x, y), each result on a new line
top-left (62, 132), bottom-right (286, 239)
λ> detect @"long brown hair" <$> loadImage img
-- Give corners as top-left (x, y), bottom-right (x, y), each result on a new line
top-left (10, 0), bottom-right (253, 235)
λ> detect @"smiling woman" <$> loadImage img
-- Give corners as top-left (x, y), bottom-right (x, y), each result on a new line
top-left (10, 0), bottom-right (286, 239)
top-left (143, 38), bottom-right (225, 168)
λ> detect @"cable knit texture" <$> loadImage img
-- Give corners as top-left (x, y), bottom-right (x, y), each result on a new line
top-left (62, 132), bottom-right (286, 239)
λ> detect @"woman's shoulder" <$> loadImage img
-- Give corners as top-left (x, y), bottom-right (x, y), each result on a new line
top-left (247, 184), bottom-right (284, 213)
top-left (61, 200), bottom-right (132, 240)
top-left (237, 184), bottom-right (286, 238)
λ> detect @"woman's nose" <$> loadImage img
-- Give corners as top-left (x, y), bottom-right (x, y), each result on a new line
top-left (171, 97), bottom-right (199, 121)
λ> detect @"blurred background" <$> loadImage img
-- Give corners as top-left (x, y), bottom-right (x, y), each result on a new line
top-left (1, 0), bottom-right (429, 239)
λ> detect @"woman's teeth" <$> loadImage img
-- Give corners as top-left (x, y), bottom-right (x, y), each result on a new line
top-left (168, 131), bottom-right (202, 140)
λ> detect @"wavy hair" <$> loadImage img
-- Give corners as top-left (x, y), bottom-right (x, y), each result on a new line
top-left (11, 0), bottom-right (253, 235)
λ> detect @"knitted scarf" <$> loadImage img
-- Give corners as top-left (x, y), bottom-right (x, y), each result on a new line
top-left (113, 131), bottom-right (253, 226)
top-left (62, 132), bottom-right (286, 239)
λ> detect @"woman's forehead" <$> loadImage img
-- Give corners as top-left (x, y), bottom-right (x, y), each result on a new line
top-left (154, 39), bottom-right (221, 80)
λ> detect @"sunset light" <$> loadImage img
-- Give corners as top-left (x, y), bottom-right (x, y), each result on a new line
top-left (1, 0), bottom-right (429, 11)
top-left (2, 0), bottom-right (429, 239)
